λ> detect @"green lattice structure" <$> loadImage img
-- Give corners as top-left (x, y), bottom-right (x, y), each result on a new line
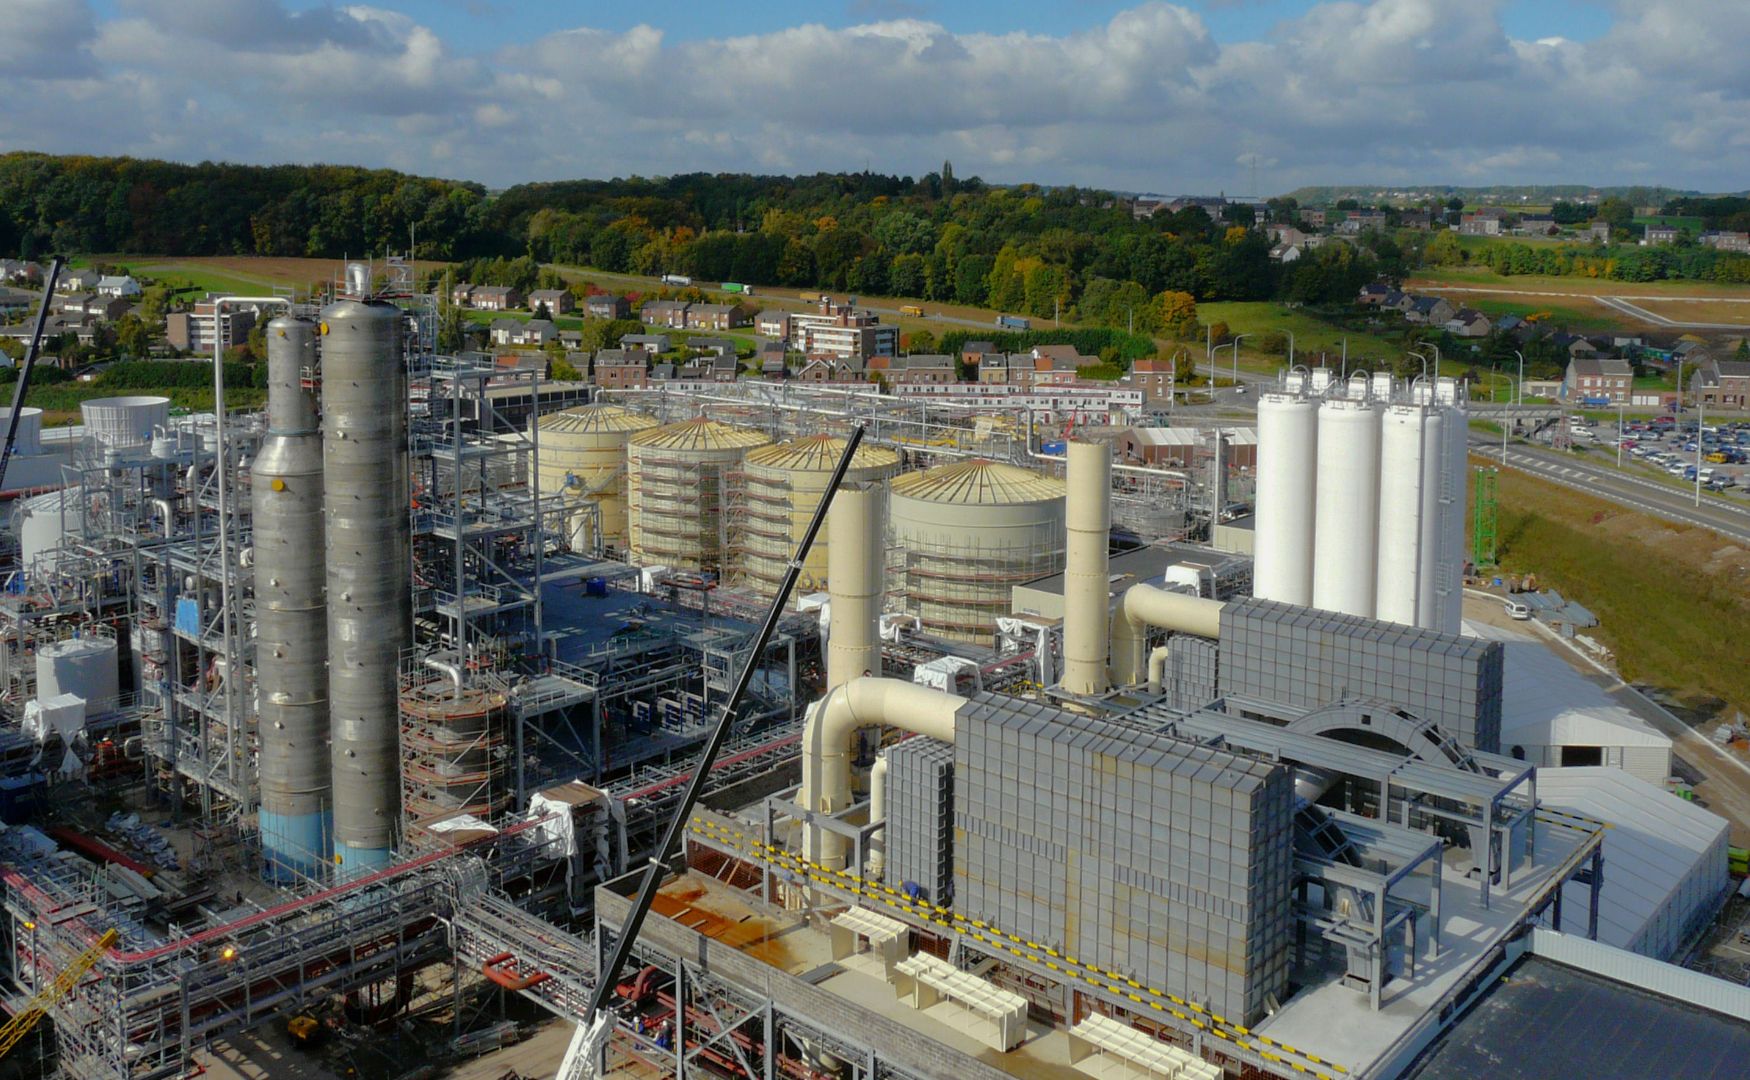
top-left (1472, 466), bottom-right (1498, 569)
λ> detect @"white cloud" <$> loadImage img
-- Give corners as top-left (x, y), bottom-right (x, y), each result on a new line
top-left (0, 0), bottom-right (1744, 194)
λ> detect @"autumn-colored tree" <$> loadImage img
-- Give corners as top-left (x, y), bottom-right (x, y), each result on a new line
top-left (1154, 290), bottom-right (1199, 338)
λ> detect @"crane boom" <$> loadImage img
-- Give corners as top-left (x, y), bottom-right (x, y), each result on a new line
top-left (0, 928), bottom-right (118, 1060)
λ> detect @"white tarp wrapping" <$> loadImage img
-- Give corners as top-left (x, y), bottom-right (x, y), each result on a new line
top-left (428, 813), bottom-right (497, 836)
top-left (529, 792), bottom-right (580, 857)
top-left (22, 693), bottom-right (86, 744)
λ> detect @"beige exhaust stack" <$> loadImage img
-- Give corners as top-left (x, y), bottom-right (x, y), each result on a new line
top-left (826, 481), bottom-right (883, 691)
top-left (1060, 441), bottom-right (1111, 695)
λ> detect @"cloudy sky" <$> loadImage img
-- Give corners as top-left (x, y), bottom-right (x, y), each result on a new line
top-left (1, 0), bottom-right (1742, 194)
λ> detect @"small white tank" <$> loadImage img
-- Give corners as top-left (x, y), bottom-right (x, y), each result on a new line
top-left (81, 396), bottom-right (170, 451)
top-left (17, 487), bottom-right (84, 577)
top-left (0, 408), bottom-right (42, 456)
top-left (37, 637), bottom-right (120, 710)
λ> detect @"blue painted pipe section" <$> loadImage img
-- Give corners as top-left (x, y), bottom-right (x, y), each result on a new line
top-left (260, 809), bottom-right (332, 882)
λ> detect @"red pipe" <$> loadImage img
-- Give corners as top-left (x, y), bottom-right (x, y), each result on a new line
top-left (482, 952), bottom-right (551, 991)
top-left (44, 826), bottom-right (158, 878)
top-left (622, 734), bottom-right (800, 800)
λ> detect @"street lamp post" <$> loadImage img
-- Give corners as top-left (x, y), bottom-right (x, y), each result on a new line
top-left (1284, 330), bottom-right (1295, 369)
top-left (1694, 368), bottom-right (1705, 508)
top-left (1617, 401), bottom-right (1625, 469)
top-left (1512, 349), bottom-right (1524, 406)
top-left (1229, 333), bottom-right (1247, 390)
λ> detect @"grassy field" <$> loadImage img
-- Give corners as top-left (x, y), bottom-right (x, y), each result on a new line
top-left (1633, 215), bottom-right (1705, 231)
top-left (90, 255), bottom-right (447, 299)
top-left (1409, 268), bottom-right (1750, 298)
top-left (1463, 296), bottom-right (1626, 331)
top-left (1480, 460), bottom-right (1750, 715)
top-left (1191, 301), bottom-right (1416, 373)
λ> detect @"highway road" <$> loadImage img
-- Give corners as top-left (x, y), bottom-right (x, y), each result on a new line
top-left (1469, 433), bottom-right (1750, 543)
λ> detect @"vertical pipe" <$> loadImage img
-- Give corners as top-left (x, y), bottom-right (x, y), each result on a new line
top-left (322, 296), bottom-right (410, 875)
top-left (825, 482), bottom-right (883, 691)
top-left (1060, 441), bottom-right (1110, 695)
top-left (254, 315), bottom-right (330, 879)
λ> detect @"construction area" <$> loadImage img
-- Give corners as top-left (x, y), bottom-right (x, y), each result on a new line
top-left (0, 261), bottom-right (1743, 1080)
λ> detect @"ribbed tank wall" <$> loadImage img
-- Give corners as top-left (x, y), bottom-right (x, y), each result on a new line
top-left (1311, 398), bottom-right (1381, 617)
top-left (889, 463), bottom-right (1065, 646)
top-left (1254, 395), bottom-right (1318, 607)
top-left (533, 406), bottom-right (658, 554)
top-left (1439, 399), bottom-right (1469, 634)
top-left (321, 301), bottom-right (409, 875)
top-left (254, 315), bottom-right (329, 879)
top-left (1375, 405), bottom-right (1430, 628)
top-left (626, 421), bottom-right (770, 574)
top-left (739, 437), bottom-right (900, 597)
top-left (1416, 406), bottom-right (1448, 629)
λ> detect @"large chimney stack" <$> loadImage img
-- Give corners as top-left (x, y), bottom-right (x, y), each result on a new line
top-left (826, 481), bottom-right (884, 690)
top-left (1060, 441), bottom-right (1111, 696)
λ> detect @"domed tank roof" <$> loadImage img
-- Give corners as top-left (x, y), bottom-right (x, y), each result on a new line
top-left (743, 434), bottom-right (900, 473)
top-left (630, 417), bottom-right (770, 452)
top-left (537, 404), bottom-right (660, 436)
top-left (891, 459), bottom-right (1064, 505)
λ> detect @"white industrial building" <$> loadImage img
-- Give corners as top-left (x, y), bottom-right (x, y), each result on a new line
top-left (1537, 767), bottom-right (1731, 959)
top-left (1469, 621), bottom-right (1674, 782)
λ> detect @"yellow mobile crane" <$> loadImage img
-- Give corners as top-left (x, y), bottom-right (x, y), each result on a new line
top-left (0, 928), bottom-right (119, 1060)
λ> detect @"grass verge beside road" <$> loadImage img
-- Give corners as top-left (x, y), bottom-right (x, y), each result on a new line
top-left (1482, 460), bottom-right (1750, 716)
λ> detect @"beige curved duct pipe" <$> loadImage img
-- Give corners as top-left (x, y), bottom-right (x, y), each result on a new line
top-left (799, 676), bottom-right (961, 869)
top-left (868, 750), bottom-right (889, 877)
top-left (826, 482), bottom-right (884, 691)
top-left (1147, 644), bottom-right (1172, 695)
top-left (1110, 584), bottom-right (1225, 687)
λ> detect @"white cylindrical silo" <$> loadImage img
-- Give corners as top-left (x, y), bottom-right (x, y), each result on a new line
top-left (2, 408), bottom-right (42, 456)
top-left (1312, 398), bottom-right (1382, 617)
top-left (37, 637), bottom-right (120, 710)
top-left (1375, 405), bottom-right (1430, 627)
top-left (1253, 394), bottom-right (1319, 607)
top-left (81, 396), bottom-right (170, 456)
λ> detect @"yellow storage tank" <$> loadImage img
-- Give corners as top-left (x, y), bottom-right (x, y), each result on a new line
top-left (889, 459), bottom-right (1066, 644)
top-left (739, 434), bottom-right (901, 597)
top-left (627, 417), bottom-right (772, 574)
top-left (533, 405), bottom-right (660, 554)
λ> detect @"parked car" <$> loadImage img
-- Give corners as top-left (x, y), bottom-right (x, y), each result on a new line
top-left (1505, 601), bottom-right (1533, 621)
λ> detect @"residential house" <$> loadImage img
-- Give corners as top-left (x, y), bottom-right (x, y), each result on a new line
top-left (0, 288), bottom-right (34, 315)
top-left (558, 329), bottom-right (584, 350)
top-left (1336, 211), bottom-right (1386, 235)
top-left (1459, 214), bottom-right (1502, 237)
top-left (759, 356), bottom-right (787, 380)
top-left (1400, 211), bottom-right (1433, 230)
top-left (685, 303), bottom-right (747, 331)
top-left (1701, 232), bottom-right (1750, 254)
top-left (977, 352), bottom-right (1011, 384)
top-left (888, 353), bottom-right (956, 386)
top-left (95, 275), bottom-right (142, 298)
top-left (960, 340), bottom-right (998, 373)
top-left (470, 286), bottom-right (523, 311)
top-left (1563, 335), bottom-right (1600, 359)
top-left (1265, 225), bottom-right (1308, 247)
top-left (621, 334), bottom-right (671, 353)
top-left (755, 310), bottom-right (790, 338)
top-left (1563, 356), bottom-right (1633, 404)
top-left (1357, 283), bottom-right (1394, 306)
top-left (706, 354), bottom-right (739, 382)
top-left (56, 269), bottom-right (100, 292)
top-left (1385, 291), bottom-right (1415, 314)
top-left (0, 260), bottom-right (42, 284)
top-left (1269, 242), bottom-right (1304, 263)
top-left (1642, 225), bottom-right (1678, 246)
top-left (1698, 358), bottom-right (1750, 410)
top-left (1494, 314), bottom-right (1525, 336)
top-left (560, 351), bottom-right (593, 379)
top-left (54, 292), bottom-right (129, 322)
top-left (1302, 209), bottom-right (1328, 229)
top-left (1130, 198), bottom-right (1165, 219)
top-left (1443, 309), bottom-right (1492, 338)
top-left (1578, 222), bottom-right (1611, 244)
top-left (592, 348), bottom-right (651, 390)
top-left (490, 318), bottom-right (557, 348)
top-left (797, 356), bottom-right (864, 383)
top-left (585, 294), bottom-right (630, 319)
top-left (450, 283), bottom-right (477, 306)
top-left (1514, 215), bottom-right (1557, 236)
top-left (528, 289), bottom-right (574, 316)
top-left (641, 300), bottom-right (691, 329)
top-left (1404, 296), bottom-right (1457, 325)
top-left (1125, 356), bottom-right (1177, 402)
top-left (688, 336), bottom-right (737, 359)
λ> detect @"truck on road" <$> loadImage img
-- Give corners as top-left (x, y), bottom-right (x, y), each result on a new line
top-left (660, 274), bottom-right (692, 286)
top-left (995, 314), bottom-right (1031, 330)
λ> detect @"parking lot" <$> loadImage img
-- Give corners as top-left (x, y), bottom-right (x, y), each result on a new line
top-left (1549, 414), bottom-right (1750, 495)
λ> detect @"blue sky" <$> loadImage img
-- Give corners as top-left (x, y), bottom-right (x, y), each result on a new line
top-left (12, 2), bottom-right (1747, 194)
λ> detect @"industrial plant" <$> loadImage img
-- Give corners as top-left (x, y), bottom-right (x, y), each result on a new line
top-left (0, 261), bottom-right (1741, 1080)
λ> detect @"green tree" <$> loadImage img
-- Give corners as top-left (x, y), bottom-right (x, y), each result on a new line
top-left (114, 314), bottom-right (151, 358)
top-left (1596, 197), bottom-right (1635, 232)
top-left (532, 300), bottom-right (552, 322)
top-left (1153, 290), bottom-right (1198, 338)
